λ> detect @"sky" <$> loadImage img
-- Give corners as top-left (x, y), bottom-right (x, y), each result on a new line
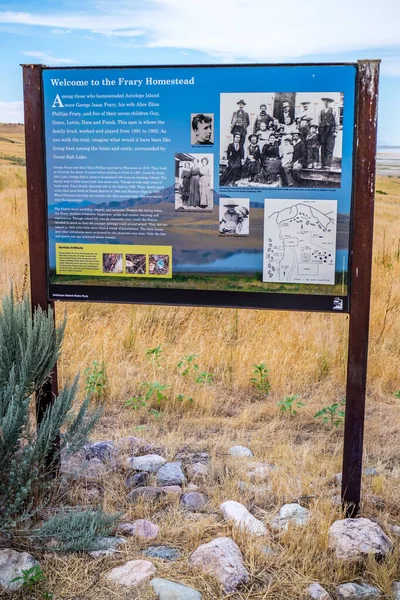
top-left (0, 0), bottom-right (399, 145)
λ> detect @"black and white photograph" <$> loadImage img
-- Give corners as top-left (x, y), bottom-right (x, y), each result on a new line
top-left (219, 198), bottom-right (250, 236)
top-left (219, 92), bottom-right (343, 189)
top-left (174, 153), bottom-right (214, 211)
top-left (191, 113), bottom-right (214, 146)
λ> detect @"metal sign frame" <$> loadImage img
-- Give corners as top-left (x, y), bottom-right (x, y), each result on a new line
top-left (22, 60), bottom-right (380, 513)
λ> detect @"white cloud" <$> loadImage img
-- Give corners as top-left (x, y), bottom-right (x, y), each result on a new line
top-left (0, 101), bottom-right (24, 123)
top-left (0, 1), bottom-right (399, 63)
top-left (21, 51), bottom-right (75, 65)
top-left (50, 29), bottom-right (72, 35)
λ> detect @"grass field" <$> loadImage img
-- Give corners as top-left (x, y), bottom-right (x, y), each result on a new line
top-left (1, 124), bottom-right (400, 599)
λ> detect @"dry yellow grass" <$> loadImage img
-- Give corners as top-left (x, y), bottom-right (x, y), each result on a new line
top-left (1, 131), bottom-right (400, 599)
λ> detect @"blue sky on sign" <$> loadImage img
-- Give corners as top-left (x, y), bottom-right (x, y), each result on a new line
top-left (0, 0), bottom-right (399, 145)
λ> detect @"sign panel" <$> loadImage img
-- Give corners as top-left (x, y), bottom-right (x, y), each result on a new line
top-left (42, 64), bottom-right (357, 311)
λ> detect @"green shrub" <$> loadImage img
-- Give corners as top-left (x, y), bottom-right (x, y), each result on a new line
top-left (0, 290), bottom-right (117, 551)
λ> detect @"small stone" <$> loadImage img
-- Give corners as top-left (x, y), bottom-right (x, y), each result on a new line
top-left (390, 525), bottom-right (400, 536)
top-left (125, 472), bottom-right (149, 488)
top-left (363, 467), bottom-right (379, 477)
top-left (186, 462), bottom-right (210, 481)
top-left (262, 546), bottom-right (279, 556)
top-left (331, 495), bottom-right (342, 506)
top-left (180, 492), bottom-right (209, 511)
top-left (160, 486), bottom-right (182, 496)
top-left (271, 503), bottom-right (311, 531)
top-left (106, 559), bottom-right (156, 587)
top-left (392, 582), bottom-right (400, 600)
top-left (61, 456), bottom-right (111, 481)
top-left (117, 520), bottom-right (159, 539)
top-left (143, 546), bottom-right (182, 561)
top-left (128, 454), bottom-right (166, 473)
top-left (88, 537), bottom-right (126, 558)
top-left (220, 500), bottom-right (268, 536)
top-left (0, 549), bottom-right (39, 591)
top-left (307, 582), bottom-right (332, 599)
top-left (238, 481), bottom-right (272, 494)
top-left (246, 462), bottom-right (275, 481)
top-left (228, 445), bottom-right (253, 458)
top-left (336, 582), bottom-right (381, 599)
top-left (151, 577), bottom-right (202, 599)
top-left (189, 536), bottom-right (249, 593)
top-left (156, 462), bottom-right (186, 486)
top-left (329, 518), bottom-right (392, 560)
top-left (83, 441), bottom-right (114, 462)
top-left (128, 486), bottom-right (167, 503)
top-left (174, 449), bottom-right (210, 465)
top-left (186, 483), bottom-right (199, 491)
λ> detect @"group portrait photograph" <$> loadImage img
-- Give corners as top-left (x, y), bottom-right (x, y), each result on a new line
top-left (219, 92), bottom-right (344, 189)
top-left (174, 152), bottom-right (214, 211)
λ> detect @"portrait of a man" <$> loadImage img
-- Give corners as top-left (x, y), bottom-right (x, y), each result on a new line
top-left (191, 113), bottom-right (214, 145)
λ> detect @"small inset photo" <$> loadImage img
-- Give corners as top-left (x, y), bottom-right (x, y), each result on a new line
top-left (126, 254), bottom-right (146, 275)
top-left (219, 198), bottom-right (250, 236)
top-left (191, 113), bottom-right (214, 146)
top-left (102, 253), bottom-right (122, 273)
top-left (175, 153), bottom-right (214, 212)
top-left (149, 254), bottom-right (170, 276)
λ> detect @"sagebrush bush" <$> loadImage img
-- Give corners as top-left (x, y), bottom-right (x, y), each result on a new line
top-left (0, 290), bottom-right (117, 551)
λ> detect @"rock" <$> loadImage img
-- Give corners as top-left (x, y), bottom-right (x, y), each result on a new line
top-left (392, 582), bottom-right (400, 599)
top-left (117, 520), bottom-right (159, 539)
top-left (307, 582), bottom-right (332, 599)
top-left (220, 500), bottom-right (268, 537)
top-left (271, 503), bottom-right (311, 531)
top-left (151, 577), bottom-right (202, 599)
top-left (189, 536), bottom-right (249, 593)
top-left (0, 549), bottom-right (39, 591)
top-left (262, 546), bottom-right (279, 556)
top-left (128, 486), bottom-right (167, 503)
top-left (143, 546), bottom-right (182, 561)
top-left (228, 445), bottom-right (253, 458)
top-left (88, 537), bottom-right (126, 558)
top-left (186, 463), bottom-right (209, 481)
top-left (390, 525), bottom-right (400, 536)
top-left (186, 483), bottom-right (199, 491)
top-left (246, 462), bottom-right (275, 481)
top-left (61, 456), bottom-right (111, 481)
top-left (125, 472), bottom-right (149, 488)
top-left (106, 559), bottom-right (156, 587)
top-left (180, 492), bottom-right (209, 511)
top-left (156, 462), bottom-right (186, 486)
top-left (329, 518), bottom-right (392, 560)
top-left (363, 467), bottom-right (379, 477)
top-left (336, 582), bottom-right (381, 598)
top-left (174, 449), bottom-right (210, 465)
top-left (238, 481), bottom-right (271, 494)
top-left (128, 454), bottom-right (166, 473)
top-left (83, 441), bottom-right (114, 462)
top-left (160, 486), bottom-right (182, 496)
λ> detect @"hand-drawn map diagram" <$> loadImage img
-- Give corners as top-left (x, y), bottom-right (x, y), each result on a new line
top-left (263, 199), bottom-right (337, 284)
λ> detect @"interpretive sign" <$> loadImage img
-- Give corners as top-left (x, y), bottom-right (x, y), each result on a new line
top-left (40, 64), bottom-right (357, 311)
top-left (23, 60), bottom-right (380, 515)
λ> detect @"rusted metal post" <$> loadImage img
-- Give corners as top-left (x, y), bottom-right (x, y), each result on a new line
top-left (341, 60), bottom-right (380, 516)
top-left (22, 64), bottom-right (60, 468)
